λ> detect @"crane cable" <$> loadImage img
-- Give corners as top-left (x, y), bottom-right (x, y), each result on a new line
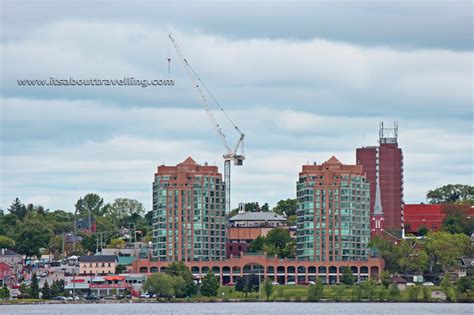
top-left (186, 62), bottom-right (243, 135)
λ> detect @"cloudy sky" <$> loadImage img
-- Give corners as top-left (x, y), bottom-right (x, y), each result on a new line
top-left (1, 1), bottom-right (472, 212)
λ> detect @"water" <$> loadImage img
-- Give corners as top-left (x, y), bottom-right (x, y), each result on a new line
top-left (0, 302), bottom-right (471, 315)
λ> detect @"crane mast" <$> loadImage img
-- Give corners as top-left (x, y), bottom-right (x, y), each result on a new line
top-left (168, 34), bottom-right (245, 213)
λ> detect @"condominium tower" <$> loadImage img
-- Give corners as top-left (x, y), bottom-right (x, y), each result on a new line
top-left (296, 156), bottom-right (370, 262)
top-left (152, 157), bottom-right (226, 261)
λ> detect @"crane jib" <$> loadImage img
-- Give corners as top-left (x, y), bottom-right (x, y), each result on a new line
top-left (168, 33), bottom-right (245, 213)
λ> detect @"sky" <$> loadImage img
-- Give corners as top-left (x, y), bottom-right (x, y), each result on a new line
top-left (0, 1), bottom-right (473, 212)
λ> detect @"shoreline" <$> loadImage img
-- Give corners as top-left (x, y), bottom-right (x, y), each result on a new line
top-left (1, 299), bottom-right (470, 305)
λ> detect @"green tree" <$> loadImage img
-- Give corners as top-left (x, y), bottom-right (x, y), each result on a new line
top-left (340, 267), bottom-right (355, 285)
top-left (19, 283), bottom-right (28, 294)
top-left (75, 193), bottom-right (105, 230)
top-left (333, 284), bottom-right (345, 301)
top-left (273, 198), bottom-right (297, 216)
top-left (15, 218), bottom-right (53, 262)
top-left (41, 280), bottom-right (52, 299)
top-left (425, 231), bottom-right (471, 273)
top-left (456, 276), bottom-right (472, 295)
top-left (29, 273), bottom-right (40, 299)
top-left (249, 236), bottom-right (265, 253)
top-left (108, 198), bottom-right (146, 225)
top-left (260, 203), bottom-right (270, 212)
top-left (361, 279), bottom-right (376, 300)
top-left (0, 235), bottom-right (15, 249)
top-left (377, 286), bottom-right (387, 301)
top-left (8, 198), bottom-right (27, 220)
top-left (235, 275), bottom-right (258, 297)
top-left (422, 286), bottom-right (431, 301)
top-left (388, 284), bottom-right (400, 301)
top-left (262, 277), bottom-right (273, 301)
top-left (115, 264), bottom-right (127, 274)
top-left (381, 271), bottom-right (391, 288)
top-left (45, 210), bottom-right (74, 235)
top-left (441, 204), bottom-right (474, 235)
top-left (407, 285), bottom-right (420, 302)
top-left (264, 228), bottom-right (292, 256)
top-left (108, 238), bottom-right (126, 249)
top-left (417, 225), bottom-right (429, 236)
top-left (369, 236), bottom-right (402, 272)
top-left (143, 273), bottom-right (176, 299)
top-left (307, 278), bottom-right (324, 302)
top-left (201, 271), bottom-right (219, 297)
top-left (165, 262), bottom-right (195, 297)
top-left (427, 184), bottom-right (474, 204)
top-left (0, 286), bottom-right (10, 300)
top-left (0, 214), bottom-right (19, 238)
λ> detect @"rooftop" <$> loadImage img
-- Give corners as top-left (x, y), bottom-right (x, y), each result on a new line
top-left (0, 248), bottom-right (20, 256)
top-left (79, 255), bottom-right (117, 263)
top-left (229, 211), bottom-right (287, 222)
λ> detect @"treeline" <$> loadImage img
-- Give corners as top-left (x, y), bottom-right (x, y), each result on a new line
top-left (0, 194), bottom-right (153, 261)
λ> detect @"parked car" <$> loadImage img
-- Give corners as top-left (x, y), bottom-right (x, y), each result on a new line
top-left (53, 296), bottom-right (67, 301)
top-left (140, 292), bottom-right (151, 298)
top-left (423, 282), bottom-right (434, 286)
top-left (40, 271), bottom-right (49, 277)
top-left (407, 282), bottom-right (416, 286)
top-left (84, 294), bottom-right (99, 300)
top-left (286, 281), bottom-right (296, 285)
top-left (271, 281), bottom-right (280, 286)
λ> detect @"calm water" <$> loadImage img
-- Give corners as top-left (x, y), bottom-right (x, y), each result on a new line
top-left (0, 302), bottom-right (471, 315)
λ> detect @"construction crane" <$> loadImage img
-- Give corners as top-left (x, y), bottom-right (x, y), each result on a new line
top-left (168, 34), bottom-right (245, 214)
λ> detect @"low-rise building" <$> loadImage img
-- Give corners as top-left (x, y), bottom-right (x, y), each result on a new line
top-left (64, 274), bottom-right (144, 297)
top-left (404, 203), bottom-right (474, 235)
top-left (0, 248), bottom-right (23, 276)
top-left (78, 255), bottom-right (117, 275)
top-left (0, 262), bottom-right (12, 287)
top-left (226, 211), bottom-right (288, 258)
top-left (391, 276), bottom-right (407, 291)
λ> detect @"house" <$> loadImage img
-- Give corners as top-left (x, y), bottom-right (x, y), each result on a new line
top-left (0, 248), bottom-right (23, 275)
top-left (0, 262), bottom-right (12, 287)
top-left (79, 255), bottom-right (117, 275)
top-left (449, 256), bottom-right (474, 281)
top-left (391, 276), bottom-right (407, 291)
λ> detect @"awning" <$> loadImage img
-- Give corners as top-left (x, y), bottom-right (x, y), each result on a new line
top-left (104, 276), bottom-right (125, 281)
top-left (64, 283), bottom-right (89, 290)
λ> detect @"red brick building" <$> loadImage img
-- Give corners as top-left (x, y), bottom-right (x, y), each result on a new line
top-left (357, 122), bottom-right (404, 231)
top-left (404, 204), bottom-right (474, 234)
top-left (132, 252), bottom-right (383, 285)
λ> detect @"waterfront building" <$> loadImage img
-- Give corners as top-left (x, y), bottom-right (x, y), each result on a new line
top-left (152, 157), bottom-right (226, 262)
top-left (296, 156), bottom-right (371, 262)
top-left (78, 255), bottom-right (117, 275)
top-left (356, 122), bottom-right (404, 232)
